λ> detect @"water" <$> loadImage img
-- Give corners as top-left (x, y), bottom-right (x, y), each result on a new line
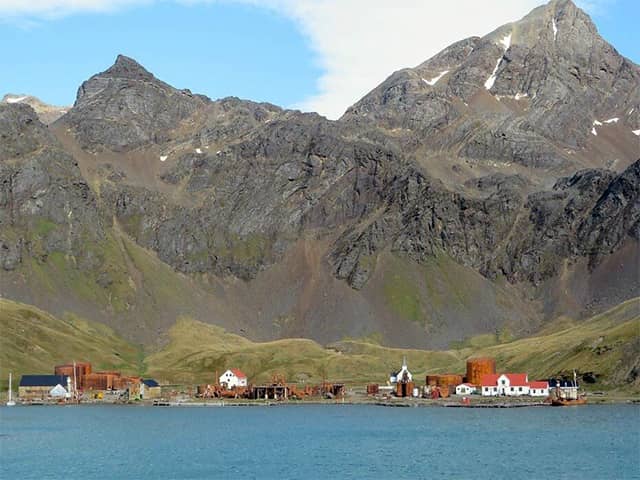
top-left (1, 404), bottom-right (638, 479)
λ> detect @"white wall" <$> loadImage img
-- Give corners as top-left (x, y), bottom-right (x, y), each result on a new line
top-left (219, 370), bottom-right (247, 389)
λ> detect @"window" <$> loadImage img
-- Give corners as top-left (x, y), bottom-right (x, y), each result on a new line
top-left (519, 387), bottom-right (522, 392)
top-left (501, 379), bottom-right (506, 385)
top-left (510, 387), bottom-right (514, 392)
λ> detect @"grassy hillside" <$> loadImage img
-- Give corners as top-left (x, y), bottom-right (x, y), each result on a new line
top-left (144, 317), bottom-right (464, 385)
top-left (0, 299), bottom-right (142, 389)
top-left (468, 298), bottom-right (640, 388)
top-left (2, 298), bottom-right (638, 392)
top-left (146, 298), bottom-right (639, 391)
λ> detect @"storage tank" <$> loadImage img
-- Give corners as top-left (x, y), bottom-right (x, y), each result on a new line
top-left (466, 358), bottom-right (496, 386)
top-left (54, 362), bottom-right (92, 388)
top-left (83, 373), bottom-right (108, 390)
top-left (436, 374), bottom-right (463, 388)
top-left (425, 375), bottom-right (440, 386)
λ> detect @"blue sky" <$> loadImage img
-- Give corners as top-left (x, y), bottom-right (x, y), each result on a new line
top-left (0, 0), bottom-right (637, 118)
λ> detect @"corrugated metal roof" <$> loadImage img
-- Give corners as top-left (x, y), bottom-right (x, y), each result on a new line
top-left (19, 375), bottom-right (69, 387)
top-left (143, 379), bottom-right (159, 387)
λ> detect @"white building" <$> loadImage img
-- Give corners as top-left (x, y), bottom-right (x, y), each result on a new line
top-left (481, 373), bottom-right (530, 397)
top-left (219, 369), bottom-right (248, 389)
top-left (529, 381), bottom-right (550, 397)
top-left (390, 357), bottom-right (412, 384)
top-left (455, 383), bottom-right (477, 395)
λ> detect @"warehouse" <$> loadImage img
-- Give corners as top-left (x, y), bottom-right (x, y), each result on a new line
top-left (19, 375), bottom-right (71, 402)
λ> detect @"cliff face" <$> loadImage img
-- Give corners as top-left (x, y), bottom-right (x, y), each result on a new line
top-left (1, 0), bottom-right (638, 348)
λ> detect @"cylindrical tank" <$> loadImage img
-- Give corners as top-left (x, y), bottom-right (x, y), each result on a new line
top-left (54, 362), bottom-right (92, 389)
top-left (83, 373), bottom-right (108, 390)
top-left (54, 365), bottom-right (75, 378)
top-left (426, 375), bottom-right (440, 386)
top-left (436, 374), bottom-right (463, 387)
top-left (367, 384), bottom-right (379, 395)
top-left (466, 358), bottom-right (496, 386)
top-left (412, 388), bottom-right (419, 398)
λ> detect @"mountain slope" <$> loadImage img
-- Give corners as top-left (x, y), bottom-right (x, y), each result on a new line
top-left (0, 0), bottom-right (638, 350)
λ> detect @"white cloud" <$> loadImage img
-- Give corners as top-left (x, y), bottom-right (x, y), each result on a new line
top-left (0, 0), bottom-right (615, 118)
top-left (244, 0), bottom-right (548, 118)
top-left (0, 0), bottom-right (151, 18)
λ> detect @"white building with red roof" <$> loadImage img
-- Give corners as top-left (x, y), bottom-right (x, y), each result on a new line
top-left (481, 373), bottom-right (530, 396)
top-left (219, 369), bottom-right (248, 389)
top-left (455, 383), bottom-right (477, 395)
top-left (529, 381), bottom-right (550, 397)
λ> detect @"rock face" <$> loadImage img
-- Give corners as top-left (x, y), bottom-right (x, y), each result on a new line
top-left (0, 104), bottom-right (103, 272)
top-left (62, 55), bottom-right (207, 151)
top-left (342, 0), bottom-right (639, 178)
top-left (1, 94), bottom-right (69, 125)
top-left (1, 0), bottom-right (638, 348)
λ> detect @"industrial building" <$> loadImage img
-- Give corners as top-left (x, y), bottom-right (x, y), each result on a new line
top-left (141, 379), bottom-right (162, 399)
top-left (18, 375), bottom-right (71, 402)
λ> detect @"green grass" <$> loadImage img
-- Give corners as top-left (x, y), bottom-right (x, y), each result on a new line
top-left (383, 271), bottom-right (424, 325)
top-left (2, 297), bottom-right (638, 393)
top-left (0, 299), bottom-right (143, 389)
top-left (33, 218), bottom-right (58, 237)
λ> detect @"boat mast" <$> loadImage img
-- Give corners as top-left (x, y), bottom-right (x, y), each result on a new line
top-left (73, 361), bottom-right (78, 402)
top-left (8, 372), bottom-right (12, 402)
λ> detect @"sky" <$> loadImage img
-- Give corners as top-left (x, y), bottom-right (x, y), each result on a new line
top-left (0, 0), bottom-right (637, 119)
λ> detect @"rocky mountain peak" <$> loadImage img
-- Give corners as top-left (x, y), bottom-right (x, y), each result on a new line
top-left (342, 0), bottom-right (639, 187)
top-left (1, 94), bottom-right (69, 125)
top-left (103, 54), bottom-right (155, 81)
top-left (63, 55), bottom-right (207, 152)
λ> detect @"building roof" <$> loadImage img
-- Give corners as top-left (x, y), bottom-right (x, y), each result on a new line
top-left (548, 379), bottom-right (576, 388)
top-left (458, 383), bottom-right (475, 387)
top-left (529, 381), bottom-right (549, 389)
top-left (481, 373), bottom-right (528, 386)
top-left (143, 379), bottom-right (159, 387)
top-left (230, 369), bottom-right (247, 379)
top-left (503, 373), bottom-right (528, 386)
top-left (19, 375), bottom-right (69, 387)
top-left (480, 374), bottom-right (500, 386)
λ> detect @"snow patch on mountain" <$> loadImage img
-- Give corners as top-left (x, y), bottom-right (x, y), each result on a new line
top-left (5, 95), bottom-right (28, 103)
top-left (485, 33), bottom-right (512, 91)
top-left (422, 70), bottom-right (449, 86)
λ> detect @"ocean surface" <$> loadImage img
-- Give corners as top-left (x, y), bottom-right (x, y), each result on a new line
top-left (1, 404), bottom-right (638, 479)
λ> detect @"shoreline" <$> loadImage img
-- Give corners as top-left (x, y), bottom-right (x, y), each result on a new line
top-left (6, 395), bottom-right (639, 408)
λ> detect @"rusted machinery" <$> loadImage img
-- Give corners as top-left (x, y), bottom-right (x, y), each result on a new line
top-left (197, 384), bottom-right (248, 398)
top-left (367, 384), bottom-right (379, 395)
top-left (466, 357), bottom-right (496, 386)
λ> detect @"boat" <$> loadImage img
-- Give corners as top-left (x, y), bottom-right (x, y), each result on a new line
top-left (6, 372), bottom-right (16, 406)
top-left (551, 370), bottom-right (587, 406)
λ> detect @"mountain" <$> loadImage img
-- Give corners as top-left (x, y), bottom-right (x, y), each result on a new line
top-left (0, 0), bottom-right (638, 355)
top-left (342, 0), bottom-right (639, 190)
top-left (1, 94), bottom-right (69, 124)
